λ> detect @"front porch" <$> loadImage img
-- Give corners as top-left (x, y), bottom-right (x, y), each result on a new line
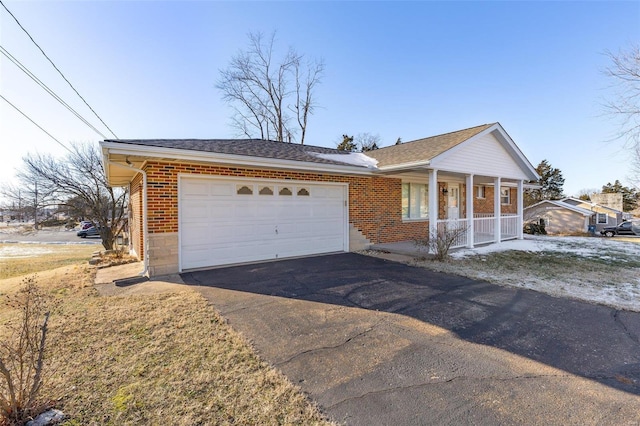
top-left (394, 166), bottom-right (526, 251)
top-left (372, 214), bottom-right (520, 255)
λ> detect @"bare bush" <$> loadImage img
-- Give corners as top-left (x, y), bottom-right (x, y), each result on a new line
top-left (0, 277), bottom-right (50, 425)
top-left (416, 221), bottom-right (468, 261)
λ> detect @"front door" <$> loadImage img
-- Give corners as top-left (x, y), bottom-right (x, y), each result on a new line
top-left (447, 184), bottom-right (460, 220)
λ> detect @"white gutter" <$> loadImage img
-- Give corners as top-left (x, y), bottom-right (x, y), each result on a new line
top-left (107, 161), bottom-right (149, 278)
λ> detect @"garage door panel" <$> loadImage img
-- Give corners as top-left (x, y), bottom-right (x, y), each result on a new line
top-left (180, 178), bottom-right (347, 270)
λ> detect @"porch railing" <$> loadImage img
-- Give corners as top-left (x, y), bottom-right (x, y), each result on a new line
top-left (473, 217), bottom-right (495, 244)
top-left (500, 215), bottom-right (519, 240)
top-left (436, 219), bottom-right (468, 249)
top-left (432, 215), bottom-right (520, 248)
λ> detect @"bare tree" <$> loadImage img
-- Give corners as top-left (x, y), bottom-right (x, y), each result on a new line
top-left (20, 143), bottom-right (127, 251)
top-left (217, 31), bottom-right (324, 144)
top-left (355, 133), bottom-right (381, 152)
top-left (603, 44), bottom-right (640, 147)
top-left (2, 177), bottom-right (57, 229)
top-left (603, 44), bottom-right (640, 186)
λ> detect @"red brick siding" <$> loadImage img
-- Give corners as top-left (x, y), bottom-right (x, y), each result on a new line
top-left (139, 161), bottom-right (433, 245)
top-left (473, 186), bottom-right (517, 214)
top-left (130, 162), bottom-right (519, 255)
top-left (129, 174), bottom-right (144, 259)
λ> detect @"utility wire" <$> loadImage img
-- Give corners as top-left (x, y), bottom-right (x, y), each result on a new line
top-left (0, 0), bottom-right (118, 139)
top-left (0, 93), bottom-right (73, 154)
top-left (1, 45), bottom-right (108, 139)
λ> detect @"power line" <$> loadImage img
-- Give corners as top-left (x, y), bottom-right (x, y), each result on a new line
top-left (0, 0), bottom-right (118, 139)
top-left (0, 93), bottom-right (73, 154)
top-left (0, 45), bottom-right (108, 139)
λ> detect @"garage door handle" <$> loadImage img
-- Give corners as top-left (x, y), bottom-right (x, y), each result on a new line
top-left (275, 225), bottom-right (278, 234)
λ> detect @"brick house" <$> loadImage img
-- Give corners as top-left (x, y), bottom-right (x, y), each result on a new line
top-left (100, 122), bottom-right (539, 276)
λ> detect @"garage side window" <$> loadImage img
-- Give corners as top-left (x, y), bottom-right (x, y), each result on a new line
top-left (597, 213), bottom-right (608, 224)
top-left (402, 183), bottom-right (428, 219)
top-left (236, 185), bottom-right (253, 195)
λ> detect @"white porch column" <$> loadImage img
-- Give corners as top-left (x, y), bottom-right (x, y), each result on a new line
top-left (517, 180), bottom-right (524, 240)
top-left (466, 174), bottom-right (474, 248)
top-left (428, 169), bottom-right (438, 249)
top-left (494, 177), bottom-right (502, 242)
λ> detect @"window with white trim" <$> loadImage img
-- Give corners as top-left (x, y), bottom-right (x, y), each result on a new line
top-left (500, 187), bottom-right (511, 205)
top-left (476, 185), bottom-right (486, 199)
top-left (402, 183), bottom-right (428, 219)
top-left (597, 213), bottom-right (608, 224)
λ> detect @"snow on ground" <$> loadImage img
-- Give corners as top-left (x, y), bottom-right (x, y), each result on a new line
top-left (422, 235), bottom-right (640, 312)
top-left (0, 245), bottom-right (54, 259)
top-left (451, 234), bottom-right (640, 259)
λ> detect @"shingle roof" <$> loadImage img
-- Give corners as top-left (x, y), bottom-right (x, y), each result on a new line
top-left (103, 138), bottom-right (367, 168)
top-left (365, 123), bottom-right (495, 168)
top-left (104, 123), bottom-right (497, 170)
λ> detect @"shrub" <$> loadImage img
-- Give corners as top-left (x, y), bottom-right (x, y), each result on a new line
top-left (0, 277), bottom-right (50, 425)
top-left (415, 221), bottom-right (468, 261)
top-left (523, 222), bottom-right (547, 235)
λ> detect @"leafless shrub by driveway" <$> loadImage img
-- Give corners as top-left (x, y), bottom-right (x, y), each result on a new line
top-left (415, 221), bottom-right (468, 261)
top-left (0, 277), bottom-right (50, 425)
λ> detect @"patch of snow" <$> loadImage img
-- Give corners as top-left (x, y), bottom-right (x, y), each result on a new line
top-left (451, 235), bottom-right (640, 259)
top-left (26, 409), bottom-right (67, 426)
top-left (0, 245), bottom-right (54, 259)
top-left (428, 235), bottom-right (640, 312)
top-left (311, 152), bottom-right (378, 169)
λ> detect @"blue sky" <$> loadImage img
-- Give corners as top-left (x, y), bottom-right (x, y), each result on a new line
top-left (1, 1), bottom-right (639, 197)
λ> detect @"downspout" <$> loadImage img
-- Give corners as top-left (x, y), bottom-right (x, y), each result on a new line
top-left (108, 161), bottom-right (149, 277)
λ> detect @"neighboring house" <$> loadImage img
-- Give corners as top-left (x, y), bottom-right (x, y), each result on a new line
top-left (561, 197), bottom-right (624, 233)
top-left (524, 200), bottom-right (593, 234)
top-left (100, 122), bottom-right (539, 276)
top-left (524, 197), bottom-right (625, 234)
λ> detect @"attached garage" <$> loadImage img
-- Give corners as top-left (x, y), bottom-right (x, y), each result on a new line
top-left (179, 176), bottom-right (348, 270)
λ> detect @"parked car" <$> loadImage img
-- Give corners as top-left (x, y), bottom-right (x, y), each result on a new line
top-left (600, 220), bottom-right (640, 237)
top-left (77, 226), bottom-right (100, 238)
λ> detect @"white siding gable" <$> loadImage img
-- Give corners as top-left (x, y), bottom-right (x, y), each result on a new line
top-left (432, 131), bottom-right (530, 180)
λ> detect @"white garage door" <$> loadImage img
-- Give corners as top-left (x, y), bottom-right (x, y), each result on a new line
top-left (179, 177), bottom-right (348, 270)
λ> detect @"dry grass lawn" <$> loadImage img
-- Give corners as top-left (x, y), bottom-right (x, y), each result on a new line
top-left (0, 256), bottom-right (332, 424)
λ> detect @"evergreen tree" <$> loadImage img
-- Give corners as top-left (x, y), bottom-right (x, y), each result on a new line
top-left (336, 134), bottom-right (357, 152)
top-left (524, 160), bottom-right (565, 206)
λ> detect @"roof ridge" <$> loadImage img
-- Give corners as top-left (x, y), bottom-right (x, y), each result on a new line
top-left (374, 122), bottom-right (496, 151)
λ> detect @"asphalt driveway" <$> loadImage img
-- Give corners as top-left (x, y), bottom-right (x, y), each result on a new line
top-left (181, 253), bottom-right (640, 425)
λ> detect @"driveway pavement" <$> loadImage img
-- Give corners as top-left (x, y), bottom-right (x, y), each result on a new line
top-left (181, 253), bottom-right (640, 425)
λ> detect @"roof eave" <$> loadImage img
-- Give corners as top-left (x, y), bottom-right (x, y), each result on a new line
top-left (376, 160), bottom-right (431, 172)
top-left (100, 141), bottom-right (377, 186)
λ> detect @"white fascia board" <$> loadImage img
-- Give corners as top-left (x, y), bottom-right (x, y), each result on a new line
top-left (376, 160), bottom-right (431, 172)
top-left (100, 142), bottom-right (376, 176)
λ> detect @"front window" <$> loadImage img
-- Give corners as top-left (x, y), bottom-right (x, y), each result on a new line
top-left (500, 187), bottom-right (511, 205)
top-left (597, 213), bottom-right (608, 224)
top-left (476, 185), bottom-right (486, 199)
top-left (402, 183), bottom-right (428, 219)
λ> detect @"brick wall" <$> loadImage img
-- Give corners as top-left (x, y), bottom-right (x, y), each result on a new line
top-left (473, 186), bottom-right (517, 215)
top-left (133, 161), bottom-right (431, 250)
top-left (127, 161), bottom-right (518, 265)
top-left (129, 174), bottom-right (143, 259)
